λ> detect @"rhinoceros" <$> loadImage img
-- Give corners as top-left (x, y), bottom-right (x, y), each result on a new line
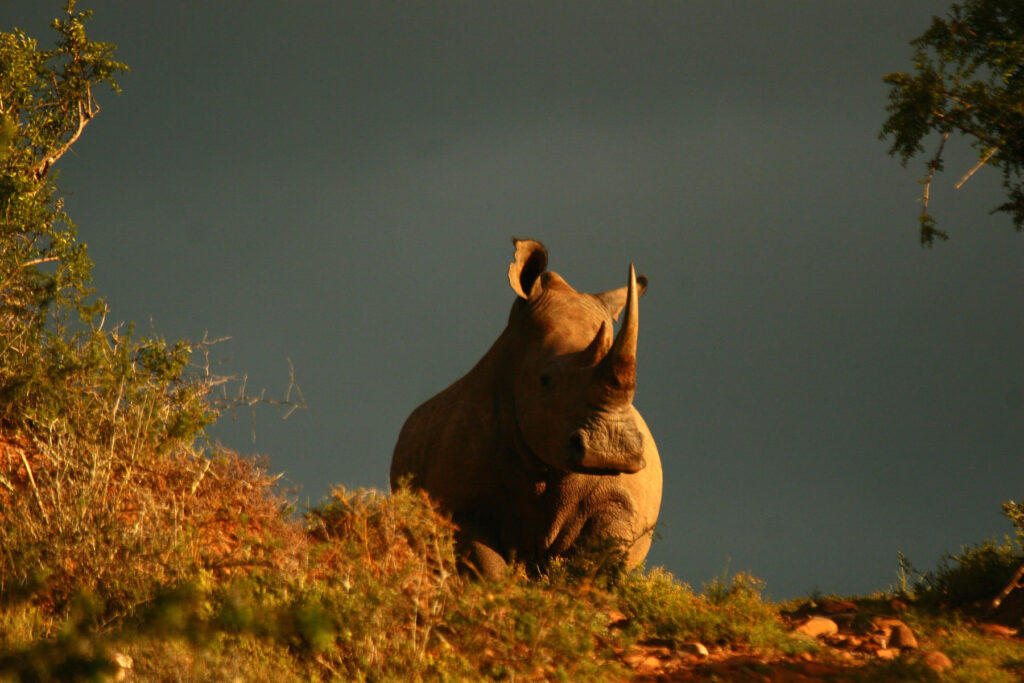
top-left (390, 238), bottom-right (662, 578)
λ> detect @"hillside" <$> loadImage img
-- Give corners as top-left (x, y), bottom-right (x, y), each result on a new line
top-left (4, 4), bottom-right (1024, 680)
top-left (3, 431), bottom-right (1024, 681)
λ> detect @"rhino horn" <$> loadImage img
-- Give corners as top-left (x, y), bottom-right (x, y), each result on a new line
top-left (593, 274), bottom-right (648, 321)
top-left (597, 264), bottom-right (639, 397)
top-left (577, 320), bottom-right (611, 367)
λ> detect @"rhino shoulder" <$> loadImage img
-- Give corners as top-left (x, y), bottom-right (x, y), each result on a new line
top-left (391, 381), bottom-right (496, 491)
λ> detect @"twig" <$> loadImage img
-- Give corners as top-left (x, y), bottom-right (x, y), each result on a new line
top-left (29, 97), bottom-right (97, 180)
top-left (991, 562), bottom-right (1024, 610)
top-left (19, 256), bottom-right (60, 268)
top-left (919, 131), bottom-right (950, 222)
top-left (19, 449), bottom-right (49, 526)
top-left (955, 146), bottom-right (999, 189)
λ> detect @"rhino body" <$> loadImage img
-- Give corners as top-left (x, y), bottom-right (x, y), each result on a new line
top-left (390, 239), bottom-right (662, 578)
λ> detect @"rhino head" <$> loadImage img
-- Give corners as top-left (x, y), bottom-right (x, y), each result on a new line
top-left (505, 238), bottom-right (649, 475)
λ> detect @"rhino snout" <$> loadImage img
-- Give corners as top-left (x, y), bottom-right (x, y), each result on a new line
top-left (568, 425), bottom-right (645, 474)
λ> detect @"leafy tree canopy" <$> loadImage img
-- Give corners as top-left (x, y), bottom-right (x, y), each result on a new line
top-left (1, 0), bottom-right (125, 341)
top-left (0, 2), bottom-right (216, 442)
top-left (881, 0), bottom-right (1024, 245)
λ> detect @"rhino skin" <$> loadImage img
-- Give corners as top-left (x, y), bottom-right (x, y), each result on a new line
top-left (390, 238), bottom-right (662, 579)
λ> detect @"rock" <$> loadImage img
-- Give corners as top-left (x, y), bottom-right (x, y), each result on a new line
top-left (842, 634), bottom-right (864, 648)
top-left (819, 598), bottom-right (858, 614)
top-left (978, 623), bottom-right (1018, 637)
top-left (111, 652), bottom-right (133, 682)
top-left (795, 616), bottom-right (839, 638)
top-left (890, 623), bottom-right (919, 649)
top-left (875, 647), bottom-right (901, 661)
top-left (606, 609), bottom-right (629, 628)
top-left (623, 651), bottom-right (649, 667)
top-left (921, 650), bottom-right (954, 673)
top-left (872, 617), bottom-right (918, 649)
top-left (637, 655), bottom-right (661, 673)
top-left (680, 642), bottom-right (709, 658)
top-left (889, 598), bottom-right (908, 611)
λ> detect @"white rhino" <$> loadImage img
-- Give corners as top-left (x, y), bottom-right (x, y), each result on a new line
top-left (391, 239), bottom-right (662, 578)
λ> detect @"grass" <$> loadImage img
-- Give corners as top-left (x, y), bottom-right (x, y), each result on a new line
top-left (5, 5), bottom-right (1024, 679)
top-left (2, 367), bottom-right (1024, 681)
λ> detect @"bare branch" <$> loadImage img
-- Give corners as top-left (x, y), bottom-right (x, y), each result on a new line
top-left (955, 146), bottom-right (999, 189)
top-left (991, 562), bottom-right (1024, 610)
top-left (920, 131), bottom-right (951, 218)
top-left (29, 94), bottom-right (98, 180)
top-left (19, 256), bottom-right (60, 268)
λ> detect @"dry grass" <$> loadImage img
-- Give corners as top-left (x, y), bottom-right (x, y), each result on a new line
top-left (0, 430), bottom-right (302, 618)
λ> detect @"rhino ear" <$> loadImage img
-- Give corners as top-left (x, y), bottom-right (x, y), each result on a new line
top-left (593, 274), bottom-right (648, 321)
top-left (507, 238), bottom-right (548, 299)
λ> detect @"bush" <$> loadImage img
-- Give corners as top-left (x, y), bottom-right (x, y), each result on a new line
top-left (615, 567), bottom-right (805, 653)
top-left (915, 538), bottom-right (1022, 608)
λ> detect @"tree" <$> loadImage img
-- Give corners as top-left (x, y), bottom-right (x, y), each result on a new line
top-left (1, 1), bottom-right (126, 368)
top-left (0, 2), bottom-right (218, 440)
top-left (880, 0), bottom-right (1024, 245)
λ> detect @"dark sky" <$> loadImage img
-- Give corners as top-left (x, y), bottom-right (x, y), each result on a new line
top-left (5, 2), bottom-right (1022, 599)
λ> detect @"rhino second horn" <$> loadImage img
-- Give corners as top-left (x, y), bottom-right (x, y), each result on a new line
top-left (578, 321), bottom-right (611, 367)
top-left (598, 264), bottom-right (638, 395)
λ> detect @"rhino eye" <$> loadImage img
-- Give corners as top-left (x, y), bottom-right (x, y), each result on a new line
top-left (539, 374), bottom-right (553, 388)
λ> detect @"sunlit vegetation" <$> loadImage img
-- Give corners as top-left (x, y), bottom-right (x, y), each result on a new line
top-left (3, 4), bottom-right (1024, 681)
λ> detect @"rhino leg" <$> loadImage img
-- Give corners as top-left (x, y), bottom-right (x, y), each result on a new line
top-left (453, 512), bottom-right (508, 581)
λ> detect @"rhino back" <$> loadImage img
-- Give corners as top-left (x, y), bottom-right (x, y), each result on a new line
top-left (390, 351), bottom-right (504, 512)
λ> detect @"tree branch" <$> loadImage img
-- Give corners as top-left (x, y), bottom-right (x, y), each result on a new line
top-left (991, 562), bottom-right (1024, 610)
top-left (29, 95), bottom-right (97, 181)
top-left (955, 146), bottom-right (999, 189)
top-left (921, 131), bottom-right (950, 215)
top-left (19, 256), bottom-right (60, 268)
top-left (930, 109), bottom-right (1003, 148)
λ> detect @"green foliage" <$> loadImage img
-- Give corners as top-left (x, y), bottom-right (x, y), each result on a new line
top-left (0, 2), bottom-right (221, 446)
top-left (917, 537), bottom-right (1022, 607)
top-left (302, 486), bottom-right (627, 681)
top-left (880, 0), bottom-right (1024, 244)
top-left (0, 1), bottom-right (125, 337)
top-left (1, 486), bottom-right (633, 682)
top-left (936, 622), bottom-right (1024, 682)
top-left (897, 503), bottom-right (1024, 608)
top-left (615, 567), bottom-right (809, 654)
top-left (1002, 499), bottom-right (1024, 541)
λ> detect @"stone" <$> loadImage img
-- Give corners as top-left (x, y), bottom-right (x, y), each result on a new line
top-left (843, 635), bottom-right (864, 648)
top-left (680, 642), bottom-right (709, 658)
top-left (875, 647), bottom-right (901, 661)
top-left (623, 652), bottom-right (649, 667)
top-left (871, 617), bottom-right (918, 649)
top-left (819, 598), bottom-right (858, 614)
top-left (978, 623), bottom-right (1018, 637)
top-left (795, 616), bottom-right (839, 638)
top-left (889, 598), bottom-right (908, 611)
top-left (889, 623), bottom-right (918, 649)
top-left (606, 609), bottom-right (628, 627)
top-left (111, 652), bottom-right (133, 682)
top-left (921, 650), bottom-right (954, 673)
top-left (637, 655), bottom-right (661, 673)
